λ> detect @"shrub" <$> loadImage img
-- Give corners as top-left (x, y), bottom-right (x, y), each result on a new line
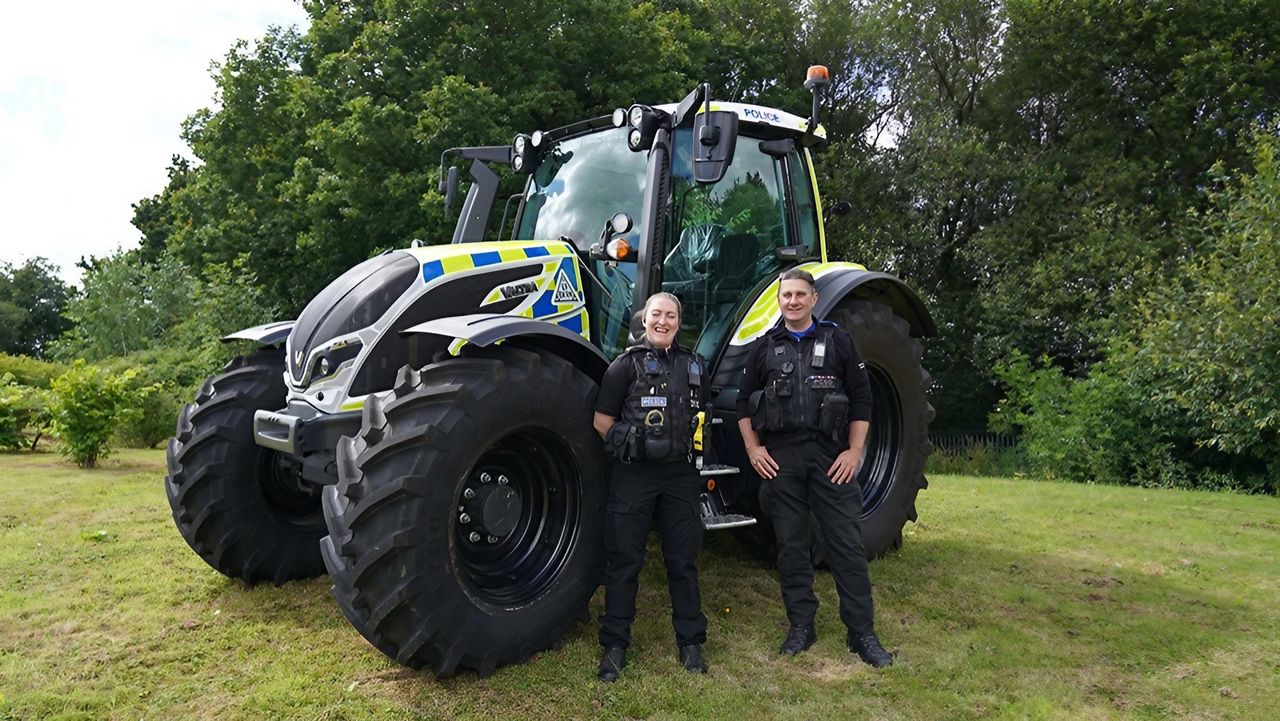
top-left (0, 374), bottom-right (53, 450)
top-left (49, 361), bottom-right (143, 468)
top-left (0, 374), bottom-right (24, 449)
top-left (0, 353), bottom-right (67, 388)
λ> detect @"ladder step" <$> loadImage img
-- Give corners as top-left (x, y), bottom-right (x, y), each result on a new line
top-left (702, 513), bottom-right (758, 530)
top-left (699, 464), bottom-right (739, 476)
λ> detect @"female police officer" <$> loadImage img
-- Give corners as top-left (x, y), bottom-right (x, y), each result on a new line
top-left (591, 292), bottom-right (708, 682)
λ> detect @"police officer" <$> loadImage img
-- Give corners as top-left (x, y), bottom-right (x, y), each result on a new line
top-left (736, 269), bottom-right (893, 668)
top-left (592, 292), bottom-right (708, 682)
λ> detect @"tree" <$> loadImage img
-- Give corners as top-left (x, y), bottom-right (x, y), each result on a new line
top-left (0, 257), bottom-right (74, 358)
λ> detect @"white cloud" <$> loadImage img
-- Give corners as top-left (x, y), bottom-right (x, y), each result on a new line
top-left (0, 0), bottom-right (310, 286)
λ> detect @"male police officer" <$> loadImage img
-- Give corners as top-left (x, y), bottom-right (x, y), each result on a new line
top-left (736, 269), bottom-right (893, 668)
top-left (592, 292), bottom-right (708, 682)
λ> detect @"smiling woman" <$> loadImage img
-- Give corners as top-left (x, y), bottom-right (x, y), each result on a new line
top-left (0, 1), bottom-right (309, 285)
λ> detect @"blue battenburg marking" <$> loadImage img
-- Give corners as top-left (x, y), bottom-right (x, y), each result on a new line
top-left (558, 312), bottom-right (584, 334)
top-left (560, 256), bottom-right (579, 286)
top-left (422, 260), bottom-right (444, 283)
top-left (524, 246), bottom-right (550, 258)
top-left (531, 290), bottom-right (559, 318)
top-left (471, 251), bottom-right (501, 266)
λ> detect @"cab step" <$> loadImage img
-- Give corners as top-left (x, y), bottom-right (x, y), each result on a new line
top-left (701, 513), bottom-right (758, 530)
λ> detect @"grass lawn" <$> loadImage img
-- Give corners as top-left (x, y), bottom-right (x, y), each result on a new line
top-left (1, 448), bottom-right (1277, 720)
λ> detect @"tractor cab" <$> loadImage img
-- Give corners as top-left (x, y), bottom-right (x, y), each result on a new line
top-left (443, 78), bottom-right (831, 366)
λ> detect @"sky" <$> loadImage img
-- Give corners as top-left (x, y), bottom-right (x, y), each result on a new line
top-left (0, 1), bottom-right (311, 286)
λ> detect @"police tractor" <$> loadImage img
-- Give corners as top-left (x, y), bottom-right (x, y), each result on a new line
top-left (165, 66), bottom-right (935, 676)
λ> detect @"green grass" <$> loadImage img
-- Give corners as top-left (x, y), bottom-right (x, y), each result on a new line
top-left (1, 449), bottom-right (1277, 720)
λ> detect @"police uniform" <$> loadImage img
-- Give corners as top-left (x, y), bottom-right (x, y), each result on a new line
top-left (736, 319), bottom-right (877, 637)
top-left (594, 340), bottom-right (708, 652)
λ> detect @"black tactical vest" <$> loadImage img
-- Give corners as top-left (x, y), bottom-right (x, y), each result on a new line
top-left (617, 343), bottom-right (703, 463)
top-left (754, 322), bottom-right (850, 442)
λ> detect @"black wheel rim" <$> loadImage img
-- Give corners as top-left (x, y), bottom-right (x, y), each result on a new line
top-left (857, 365), bottom-right (903, 516)
top-left (454, 428), bottom-right (581, 607)
top-left (256, 448), bottom-right (324, 531)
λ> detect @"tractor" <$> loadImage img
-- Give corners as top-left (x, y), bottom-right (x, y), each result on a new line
top-left (164, 67), bottom-right (935, 677)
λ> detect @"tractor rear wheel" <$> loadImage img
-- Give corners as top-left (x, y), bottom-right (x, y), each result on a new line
top-left (165, 350), bottom-right (327, 583)
top-left (829, 298), bottom-right (934, 559)
top-left (320, 346), bottom-right (607, 676)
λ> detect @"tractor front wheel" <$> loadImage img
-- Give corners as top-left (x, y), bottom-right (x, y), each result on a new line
top-left (165, 350), bottom-right (328, 583)
top-left (320, 346), bottom-right (607, 676)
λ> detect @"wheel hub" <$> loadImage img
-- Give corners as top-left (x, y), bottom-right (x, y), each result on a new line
top-left (460, 472), bottom-right (523, 542)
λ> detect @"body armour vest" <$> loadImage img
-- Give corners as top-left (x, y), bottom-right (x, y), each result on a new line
top-left (753, 322), bottom-right (850, 442)
top-left (617, 344), bottom-right (703, 463)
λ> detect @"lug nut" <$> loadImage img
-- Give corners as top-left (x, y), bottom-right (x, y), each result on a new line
top-left (488, 535), bottom-right (499, 544)
top-left (469, 532), bottom-right (481, 543)
top-left (463, 488), bottom-right (476, 499)
top-left (480, 472), bottom-right (492, 483)
top-left (459, 513), bottom-right (471, 524)
top-left (497, 475), bottom-right (509, 485)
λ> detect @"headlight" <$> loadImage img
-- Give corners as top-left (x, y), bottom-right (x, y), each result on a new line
top-left (514, 135), bottom-right (527, 155)
top-left (513, 155), bottom-right (524, 171)
top-left (629, 105), bottom-right (645, 128)
top-left (628, 128), bottom-right (643, 150)
top-left (611, 108), bottom-right (626, 127)
top-left (531, 130), bottom-right (544, 147)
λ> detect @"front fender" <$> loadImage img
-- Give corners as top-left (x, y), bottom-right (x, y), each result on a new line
top-left (403, 313), bottom-right (609, 381)
top-left (221, 320), bottom-right (296, 347)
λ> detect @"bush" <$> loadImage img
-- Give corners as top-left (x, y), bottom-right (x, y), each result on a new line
top-left (0, 353), bottom-right (66, 388)
top-left (50, 361), bottom-right (144, 468)
top-left (0, 374), bottom-right (53, 450)
top-left (115, 382), bottom-right (184, 449)
top-left (991, 351), bottom-right (1160, 486)
top-left (0, 374), bottom-right (24, 449)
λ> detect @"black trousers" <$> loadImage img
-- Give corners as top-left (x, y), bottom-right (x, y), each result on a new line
top-left (598, 460), bottom-right (708, 649)
top-left (763, 440), bottom-right (875, 635)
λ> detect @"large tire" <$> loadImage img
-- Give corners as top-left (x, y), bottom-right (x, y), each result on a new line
top-left (320, 346), bottom-right (607, 676)
top-left (165, 350), bottom-right (328, 583)
top-left (829, 299), bottom-right (934, 559)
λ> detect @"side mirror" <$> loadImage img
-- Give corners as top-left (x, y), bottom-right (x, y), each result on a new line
top-left (443, 166), bottom-right (460, 218)
top-left (589, 212), bottom-right (636, 262)
top-left (692, 110), bottom-right (738, 184)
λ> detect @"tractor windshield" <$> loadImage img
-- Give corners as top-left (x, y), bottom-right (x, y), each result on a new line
top-left (515, 126), bottom-right (820, 360)
top-left (665, 133), bottom-right (819, 358)
top-left (516, 127), bottom-right (645, 358)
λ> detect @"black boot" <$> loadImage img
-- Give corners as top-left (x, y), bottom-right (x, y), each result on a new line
top-left (849, 632), bottom-right (892, 668)
top-left (598, 644), bottom-right (627, 682)
top-left (778, 625), bottom-right (817, 655)
top-left (679, 644), bottom-right (707, 674)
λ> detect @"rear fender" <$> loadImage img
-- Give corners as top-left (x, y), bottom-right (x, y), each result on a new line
top-left (221, 320), bottom-right (296, 347)
top-left (403, 313), bottom-right (609, 382)
top-left (813, 269), bottom-right (936, 338)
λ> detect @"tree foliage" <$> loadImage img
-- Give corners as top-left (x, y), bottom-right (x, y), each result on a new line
top-left (0, 258), bottom-right (74, 358)
top-left (105, 0), bottom-right (1280, 490)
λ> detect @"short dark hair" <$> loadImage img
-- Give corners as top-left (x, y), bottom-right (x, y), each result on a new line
top-left (777, 268), bottom-right (816, 292)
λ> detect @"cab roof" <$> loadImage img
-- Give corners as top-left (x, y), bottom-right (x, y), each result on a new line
top-left (653, 101), bottom-right (826, 141)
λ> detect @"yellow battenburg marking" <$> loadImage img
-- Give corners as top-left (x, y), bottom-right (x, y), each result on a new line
top-left (340, 399), bottom-right (364, 411)
top-left (730, 262), bottom-right (867, 345)
top-left (440, 254), bottom-right (473, 274)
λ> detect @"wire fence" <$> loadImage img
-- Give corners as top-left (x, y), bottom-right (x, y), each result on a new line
top-left (930, 430), bottom-right (1019, 455)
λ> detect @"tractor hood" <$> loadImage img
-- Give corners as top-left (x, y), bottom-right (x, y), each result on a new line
top-left (285, 240), bottom-right (589, 400)
top-left (287, 252), bottom-right (420, 385)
